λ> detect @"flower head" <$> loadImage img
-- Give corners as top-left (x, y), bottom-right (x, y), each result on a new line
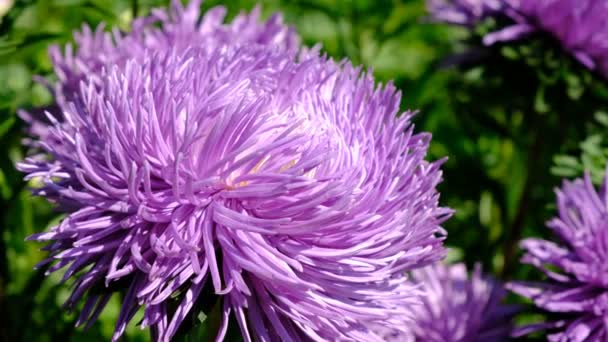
top-left (428, 0), bottom-right (608, 77)
top-left (19, 1), bottom-right (451, 341)
top-left (486, 0), bottom-right (608, 76)
top-left (48, 0), bottom-right (298, 104)
top-left (427, 0), bottom-right (504, 26)
top-left (509, 172), bottom-right (608, 341)
top-left (381, 263), bottom-right (517, 342)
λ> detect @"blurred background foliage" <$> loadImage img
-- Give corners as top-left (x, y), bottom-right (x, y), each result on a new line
top-left (1, 0), bottom-right (607, 341)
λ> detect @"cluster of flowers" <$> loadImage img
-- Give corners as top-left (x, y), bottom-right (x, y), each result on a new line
top-left (17, 0), bottom-right (608, 340)
top-left (427, 1), bottom-right (608, 341)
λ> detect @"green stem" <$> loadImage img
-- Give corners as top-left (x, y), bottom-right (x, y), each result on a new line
top-left (501, 117), bottom-right (542, 278)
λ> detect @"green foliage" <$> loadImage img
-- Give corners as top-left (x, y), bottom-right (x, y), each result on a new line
top-left (1, 0), bottom-right (607, 341)
top-left (552, 111), bottom-right (608, 184)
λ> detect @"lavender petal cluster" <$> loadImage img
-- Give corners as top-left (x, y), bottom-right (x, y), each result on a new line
top-left (427, 0), bottom-right (608, 78)
top-left (18, 1), bottom-right (451, 341)
top-left (427, 0), bottom-right (504, 26)
top-left (409, 263), bottom-right (518, 341)
top-left (509, 173), bottom-right (608, 341)
top-left (373, 263), bottom-right (518, 342)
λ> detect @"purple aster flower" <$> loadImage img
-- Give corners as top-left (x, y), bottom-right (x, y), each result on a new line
top-left (508, 172), bottom-right (608, 341)
top-left (428, 0), bottom-right (608, 77)
top-left (18, 1), bottom-right (451, 341)
top-left (427, 0), bottom-right (504, 26)
top-left (374, 263), bottom-right (518, 342)
top-left (495, 0), bottom-right (608, 77)
top-left (47, 0), bottom-right (298, 106)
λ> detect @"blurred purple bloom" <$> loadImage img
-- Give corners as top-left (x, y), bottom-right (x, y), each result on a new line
top-left (376, 263), bottom-right (518, 342)
top-left (488, 0), bottom-right (608, 77)
top-left (428, 0), bottom-right (608, 77)
top-left (509, 173), bottom-right (608, 341)
top-left (48, 0), bottom-right (298, 105)
top-left (18, 1), bottom-right (451, 341)
top-left (427, 0), bottom-right (504, 25)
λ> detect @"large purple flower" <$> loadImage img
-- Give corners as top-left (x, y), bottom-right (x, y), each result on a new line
top-left (427, 0), bottom-right (608, 77)
top-left (18, 1), bottom-right (451, 341)
top-left (509, 172), bottom-right (608, 341)
top-left (401, 263), bottom-right (518, 342)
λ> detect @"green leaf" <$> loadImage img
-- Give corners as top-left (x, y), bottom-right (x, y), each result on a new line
top-left (0, 168), bottom-right (11, 199)
top-left (534, 86), bottom-right (549, 113)
top-left (479, 191), bottom-right (493, 226)
top-left (0, 116), bottom-right (15, 138)
top-left (553, 155), bottom-right (581, 169)
top-left (595, 111), bottom-right (608, 127)
top-left (581, 134), bottom-right (603, 156)
top-left (551, 165), bottom-right (582, 178)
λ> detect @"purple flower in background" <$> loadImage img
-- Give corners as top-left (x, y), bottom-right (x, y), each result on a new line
top-left (509, 173), bottom-right (608, 341)
top-left (428, 0), bottom-right (608, 77)
top-left (378, 263), bottom-right (518, 342)
top-left (427, 0), bottom-right (504, 26)
top-left (487, 0), bottom-right (608, 78)
top-left (18, 0), bottom-right (451, 341)
top-left (48, 0), bottom-right (298, 105)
